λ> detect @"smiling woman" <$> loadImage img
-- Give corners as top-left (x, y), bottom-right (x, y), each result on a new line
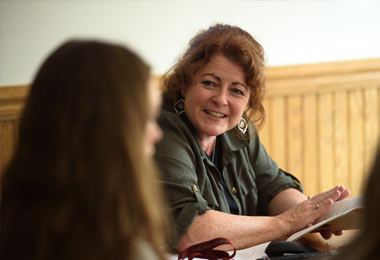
top-left (154, 23), bottom-right (351, 252)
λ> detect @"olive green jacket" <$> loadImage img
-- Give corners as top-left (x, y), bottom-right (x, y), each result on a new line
top-left (155, 100), bottom-right (302, 249)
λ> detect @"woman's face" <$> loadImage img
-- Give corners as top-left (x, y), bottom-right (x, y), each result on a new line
top-left (181, 54), bottom-right (250, 141)
top-left (144, 77), bottom-right (163, 157)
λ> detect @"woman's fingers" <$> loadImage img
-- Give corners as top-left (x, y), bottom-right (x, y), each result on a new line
top-left (336, 186), bottom-right (351, 201)
top-left (304, 186), bottom-right (350, 240)
top-left (283, 197), bottom-right (333, 234)
top-left (311, 186), bottom-right (351, 210)
top-left (320, 230), bottom-right (333, 240)
top-left (284, 186), bottom-right (350, 237)
top-left (313, 185), bottom-right (348, 203)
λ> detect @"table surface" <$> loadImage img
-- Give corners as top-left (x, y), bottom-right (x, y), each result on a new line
top-left (298, 229), bottom-right (359, 251)
top-left (167, 230), bottom-right (359, 260)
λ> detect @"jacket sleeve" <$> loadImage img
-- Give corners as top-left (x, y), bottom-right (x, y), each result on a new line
top-left (154, 112), bottom-right (210, 250)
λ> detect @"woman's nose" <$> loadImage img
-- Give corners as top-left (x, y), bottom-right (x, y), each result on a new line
top-left (212, 89), bottom-right (228, 105)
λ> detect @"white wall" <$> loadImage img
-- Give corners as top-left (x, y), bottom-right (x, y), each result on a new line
top-left (1, 0), bottom-right (380, 86)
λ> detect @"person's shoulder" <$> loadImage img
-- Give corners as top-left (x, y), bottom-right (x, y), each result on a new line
top-left (157, 111), bottom-right (188, 133)
top-left (158, 109), bottom-right (180, 121)
top-left (224, 121), bottom-right (259, 148)
top-left (157, 96), bottom-right (195, 136)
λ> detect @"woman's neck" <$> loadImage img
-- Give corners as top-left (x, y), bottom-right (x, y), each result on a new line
top-left (198, 136), bottom-right (217, 157)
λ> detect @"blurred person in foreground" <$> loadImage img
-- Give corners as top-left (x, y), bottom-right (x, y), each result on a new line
top-left (331, 145), bottom-right (380, 260)
top-left (0, 40), bottom-right (168, 260)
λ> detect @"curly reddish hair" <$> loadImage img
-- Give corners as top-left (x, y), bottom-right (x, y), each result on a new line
top-left (162, 23), bottom-right (266, 128)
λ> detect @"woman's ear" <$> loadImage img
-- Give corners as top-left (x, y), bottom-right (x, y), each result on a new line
top-left (180, 84), bottom-right (186, 97)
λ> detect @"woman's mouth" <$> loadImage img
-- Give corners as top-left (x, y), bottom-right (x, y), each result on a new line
top-left (205, 110), bottom-right (227, 118)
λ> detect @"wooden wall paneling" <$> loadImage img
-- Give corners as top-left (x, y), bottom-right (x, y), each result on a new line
top-left (268, 97), bottom-right (287, 169)
top-left (302, 95), bottom-right (319, 195)
top-left (14, 120), bottom-right (20, 144)
top-left (286, 96), bottom-right (303, 182)
top-left (333, 92), bottom-right (350, 190)
top-left (0, 86), bottom-right (28, 121)
top-left (265, 69), bottom-right (380, 97)
top-left (0, 86), bottom-right (27, 177)
top-left (363, 87), bottom-right (379, 178)
top-left (318, 93), bottom-right (334, 192)
top-left (1, 58), bottom-right (380, 198)
top-left (0, 121), bottom-right (16, 176)
top-left (348, 90), bottom-right (365, 196)
top-left (258, 99), bottom-right (271, 152)
top-left (266, 58), bottom-right (380, 81)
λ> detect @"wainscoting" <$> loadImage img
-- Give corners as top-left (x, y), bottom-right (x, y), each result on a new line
top-left (1, 58), bottom-right (380, 196)
top-left (259, 58), bottom-right (380, 196)
top-left (0, 86), bottom-right (28, 176)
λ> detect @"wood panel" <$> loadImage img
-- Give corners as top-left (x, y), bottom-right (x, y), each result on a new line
top-left (318, 94), bottom-right (335, 192)
top-left (1, 58), bottom-right (380, 196)
top-left (0, 121), bottom-right (16, 174)
top-left (0, 86), bottom-right (27, 177)
top-left (260, 58), bottom-right (380, 196)
top-left (363, 88), bottom-right (379, 177)
top-left (268, 97), bottom-right (287, 169)
top-left (333, 92), bottom-right (349, 189)
top-left (259, 99), bottom-right (271, 152)
top-left (286, 96), bottom-right (303, 182)
top-left (302, 95), bottom-right (319, 195)
top-left (348, 90), bottom-right (365, 195)
top-left (0, 86), bottom-right (28, 121)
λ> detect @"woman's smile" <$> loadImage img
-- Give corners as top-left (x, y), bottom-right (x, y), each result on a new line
top-left (204, 109), bottom-right (227, 118)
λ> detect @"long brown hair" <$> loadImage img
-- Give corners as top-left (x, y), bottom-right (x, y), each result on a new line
top-left (1, 40), bottom-right (167, 259)
top-left (162, 23), bottom-right (266, 128)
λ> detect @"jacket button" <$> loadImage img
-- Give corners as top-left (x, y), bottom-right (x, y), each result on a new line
top-left (231, 187), bottom-right (237, 194)
top-left (192, 184), bottom-right (199, 192)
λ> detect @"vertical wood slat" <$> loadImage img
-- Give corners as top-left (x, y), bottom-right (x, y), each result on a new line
top-left (348, 90), bottom-right (365, 195)
top-left (333, 92), bottom-right (350, 190)
top-left (259, 99), bottom-right (271, 152)
top-left (302, 95), bottom-right (319, 196)
top-left (318, 94), bottom-right (335, 192)
top-left (268, 98), bottom-right (287, 169)
top-left (363, 88), bottom-right (379, 178)
top-left (0, 121), bottom-right (16, 175)
top-left (286, 96), bottom-right (303, 182)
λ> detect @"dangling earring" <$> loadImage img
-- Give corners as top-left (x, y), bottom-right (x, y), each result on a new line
top-left (238, 117), bottom-right (248, 134)
top-left (174, 98), bottom-right (185, 115)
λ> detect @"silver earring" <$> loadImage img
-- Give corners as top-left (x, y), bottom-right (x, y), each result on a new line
top-left (174, 98), bottom-right (185, 115)
top-left (238, 117), bottom-right (248, 134)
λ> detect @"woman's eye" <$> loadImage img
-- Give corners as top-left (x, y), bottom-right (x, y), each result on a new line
top-left (201, 80), bottom-right (216, 87)
top-left (232, 88), bottom-right (244, 96)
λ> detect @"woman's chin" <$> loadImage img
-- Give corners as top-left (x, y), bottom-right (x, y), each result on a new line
top-left (198, 127), bottom-right (228, 138)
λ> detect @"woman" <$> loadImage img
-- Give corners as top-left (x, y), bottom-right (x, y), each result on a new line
top-left (332, 145), bottom-right (380, 260)
top-left (0, 40), bottom-right (167, 260)
top-left (155, 24), bottom-right (350, 251)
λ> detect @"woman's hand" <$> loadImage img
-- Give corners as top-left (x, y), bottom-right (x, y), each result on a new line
top-left (313, 186), bottom-right (350, 239)
top-left (277, 186), bottom-right (351, 239)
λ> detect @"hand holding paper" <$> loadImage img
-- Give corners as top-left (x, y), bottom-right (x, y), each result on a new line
top-left (287, 195), bottom-right (364, 242)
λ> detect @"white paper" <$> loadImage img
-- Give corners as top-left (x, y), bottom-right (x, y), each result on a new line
top-left (287, 195), bottom-right (364, 242)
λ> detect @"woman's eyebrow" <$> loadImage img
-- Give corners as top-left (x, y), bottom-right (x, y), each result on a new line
top-left (200, 73), bottom-right (248, 89)
top-left (201, 73), bottom-right (220, 81)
